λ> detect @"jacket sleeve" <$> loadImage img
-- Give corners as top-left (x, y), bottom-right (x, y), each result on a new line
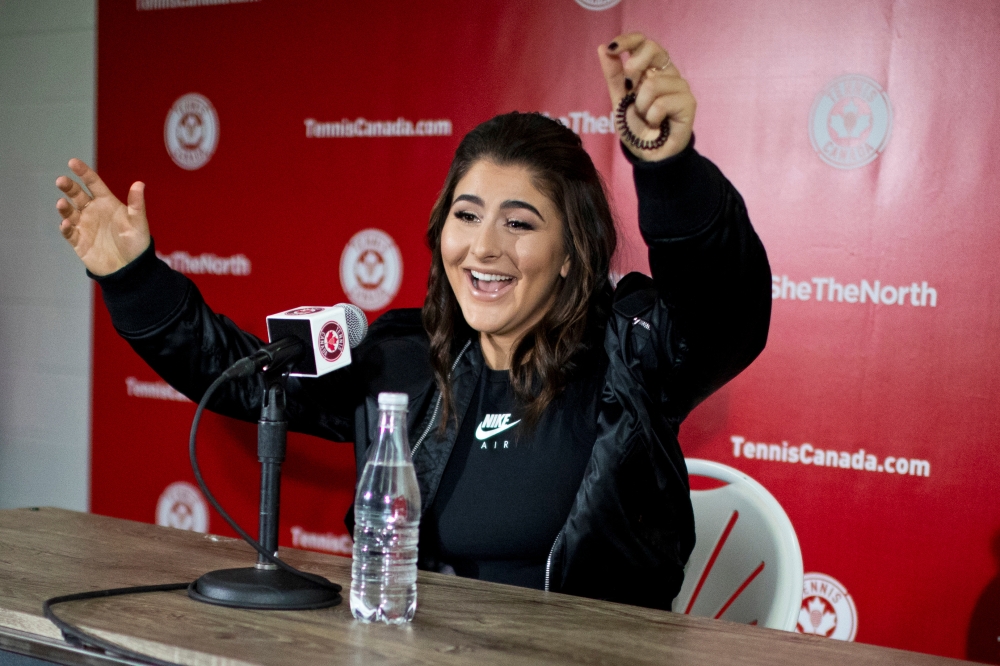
top-left (550, 141), bottom-right (771, 608)
top-left (92, 240), bottom-right (360, 441)
top-left (627, 137), bottom-right (772, 420)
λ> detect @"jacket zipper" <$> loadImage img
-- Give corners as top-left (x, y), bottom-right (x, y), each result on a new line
top-left (544, 530), bottom-right (563, 592)
top-left (411, 339), bottom-right (471, 456)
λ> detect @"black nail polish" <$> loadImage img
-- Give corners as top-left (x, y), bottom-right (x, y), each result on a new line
top-left (625, 78), bottom-right (633, 91)
top-left (608, 41), bottom-right (618, 51)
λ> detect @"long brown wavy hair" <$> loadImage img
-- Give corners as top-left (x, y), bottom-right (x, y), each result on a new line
top-left (422, 112), bottom-right (617, 428)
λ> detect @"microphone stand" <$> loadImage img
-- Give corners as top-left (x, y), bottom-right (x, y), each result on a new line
top-left (188, 368), bottom-right (341, 610)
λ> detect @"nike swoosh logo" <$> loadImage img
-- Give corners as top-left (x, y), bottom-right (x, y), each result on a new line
top-left (475, 420), bottom-right (521, 440)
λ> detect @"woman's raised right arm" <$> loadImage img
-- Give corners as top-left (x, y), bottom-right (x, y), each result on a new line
top-left (55, 160), bottom-right (360, 441)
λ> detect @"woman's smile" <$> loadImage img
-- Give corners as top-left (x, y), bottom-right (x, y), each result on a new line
top-left (465, 268), bottom-right (516, 298)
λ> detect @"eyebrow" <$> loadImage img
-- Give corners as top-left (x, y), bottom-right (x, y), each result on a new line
top-left (452, 194), bottom-right (545, 221)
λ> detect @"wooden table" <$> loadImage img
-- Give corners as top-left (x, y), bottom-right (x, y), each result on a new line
top-left (0, 508), bottom-right (968, 665)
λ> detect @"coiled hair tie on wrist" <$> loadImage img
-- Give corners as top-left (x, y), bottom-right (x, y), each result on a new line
top-left (615, 92), bottom-right (670, 151)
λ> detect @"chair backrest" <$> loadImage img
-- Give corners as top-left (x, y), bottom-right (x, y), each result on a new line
top-left (673, 458), bottom-right (803, 631)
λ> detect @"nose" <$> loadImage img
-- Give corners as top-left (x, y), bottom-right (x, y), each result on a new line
top-left (469, 217), bottom-right (502, 261)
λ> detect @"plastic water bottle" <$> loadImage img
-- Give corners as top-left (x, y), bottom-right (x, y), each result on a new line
top-left (350, 392), bottom-right (421, 623)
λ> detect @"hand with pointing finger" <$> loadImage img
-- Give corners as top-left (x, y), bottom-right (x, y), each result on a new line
top-left (598, 33), bottom-right (696, 162)
top-left (56, 159), bottom-right (151, 276)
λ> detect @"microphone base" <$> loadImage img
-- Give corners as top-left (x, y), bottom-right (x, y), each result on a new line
top-left (188, 567), bottom-right (342, 610)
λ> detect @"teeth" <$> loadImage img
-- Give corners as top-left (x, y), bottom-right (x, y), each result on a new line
top-left (471, 270), bottom-right (513, 282)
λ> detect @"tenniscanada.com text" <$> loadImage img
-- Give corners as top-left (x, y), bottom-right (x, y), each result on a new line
top-left (304, 117), bottom-right (452, 138)
top-left (730, 435), bottom-right (930, 477)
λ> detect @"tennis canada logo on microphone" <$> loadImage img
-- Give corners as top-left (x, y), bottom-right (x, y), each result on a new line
top-left (165, 93), bottom-right (219, 170)
top-left (810, 75), bottom-right (892, 169)
top-left (797, 572), bottom-right (857, 640)
top-left (318, 320), bottom-right (345, 362)
top-left (340, 228), bottom-right (403, 311)
top-left (155, 481), bottom-right (208, 533)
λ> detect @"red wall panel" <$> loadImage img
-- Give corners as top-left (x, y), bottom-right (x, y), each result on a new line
top-left (95, 1), bottom-right (1000, 660)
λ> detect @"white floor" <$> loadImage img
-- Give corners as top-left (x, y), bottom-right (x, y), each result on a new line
top-left (0, 0), bottom-right (95, 511)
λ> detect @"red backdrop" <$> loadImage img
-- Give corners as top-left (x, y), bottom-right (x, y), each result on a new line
top-left (94, 1), bottom-right (1000, 661)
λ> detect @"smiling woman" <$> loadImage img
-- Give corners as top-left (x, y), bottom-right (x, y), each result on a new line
top-left (56, 32), bottom-right (771, 607)
top-left (426, 118), bottom-right (617, 427)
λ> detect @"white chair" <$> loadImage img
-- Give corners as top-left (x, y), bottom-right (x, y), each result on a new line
top-left (672, 458), bottom-right (803, 630)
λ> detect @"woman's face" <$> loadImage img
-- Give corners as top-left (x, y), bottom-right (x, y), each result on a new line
top-left (441, 160), bottom-right (570, 346)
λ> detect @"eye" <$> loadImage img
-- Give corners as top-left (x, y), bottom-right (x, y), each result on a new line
top-left (453, 210), bottom-right (479, 223)
top-left (505, 218), bottom-right (534, 231)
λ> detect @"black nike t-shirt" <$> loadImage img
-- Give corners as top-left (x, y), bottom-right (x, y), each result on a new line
top-left (427, 366), bottom-right (598, 589)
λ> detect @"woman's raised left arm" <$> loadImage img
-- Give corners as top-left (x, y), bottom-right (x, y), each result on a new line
top-left (600, 33), bottom-right (772, 418)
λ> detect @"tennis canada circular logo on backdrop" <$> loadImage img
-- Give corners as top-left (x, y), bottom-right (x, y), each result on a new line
top-left (284, 307), bottom-right (325, 316)
top-left (810, 75), bottom-right (892, 169)
top-left (339, 228), bottom-right (403, 311)
top-left (164, 93), bottom-right (219, 170)
top-left (318, 320), bottom-right (345, 362)
top-left (797, 572), bottom-right (858, 641)
top-left (574, 0), bottom-right (622, 9)
top-left (155, 481), bottom-right (208, 533)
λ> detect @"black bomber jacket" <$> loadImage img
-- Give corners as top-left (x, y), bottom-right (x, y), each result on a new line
top-left (95, 140), bottom-right (771, 610)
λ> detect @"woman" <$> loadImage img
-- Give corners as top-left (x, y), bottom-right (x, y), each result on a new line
top-left (56, 34), bottom-right (771, 609)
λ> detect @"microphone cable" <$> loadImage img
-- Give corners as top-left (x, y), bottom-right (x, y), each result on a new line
top-left (42, 357), bottom-right (339, 665)
top-left (42, 583), bottom-right (189, 666)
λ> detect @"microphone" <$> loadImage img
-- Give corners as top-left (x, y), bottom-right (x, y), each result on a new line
top-left (264, 304), bottom-right (368, 377)
top-left (222, 304), bottom-right (368, 380)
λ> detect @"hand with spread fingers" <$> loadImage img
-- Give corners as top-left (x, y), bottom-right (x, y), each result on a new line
top-left (56, 159), bottom-right (151, 276)
top-left (598, 32), bottom-right (696, 162)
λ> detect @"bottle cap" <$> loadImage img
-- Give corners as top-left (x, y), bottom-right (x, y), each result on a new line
top-left (378, 392), bottom-right (408, 409)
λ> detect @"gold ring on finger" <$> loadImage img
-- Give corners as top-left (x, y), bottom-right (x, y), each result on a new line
top-left (79, 198), bottom-right (93, 211)
top-left (647, 56), bottom-right (672, 73)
